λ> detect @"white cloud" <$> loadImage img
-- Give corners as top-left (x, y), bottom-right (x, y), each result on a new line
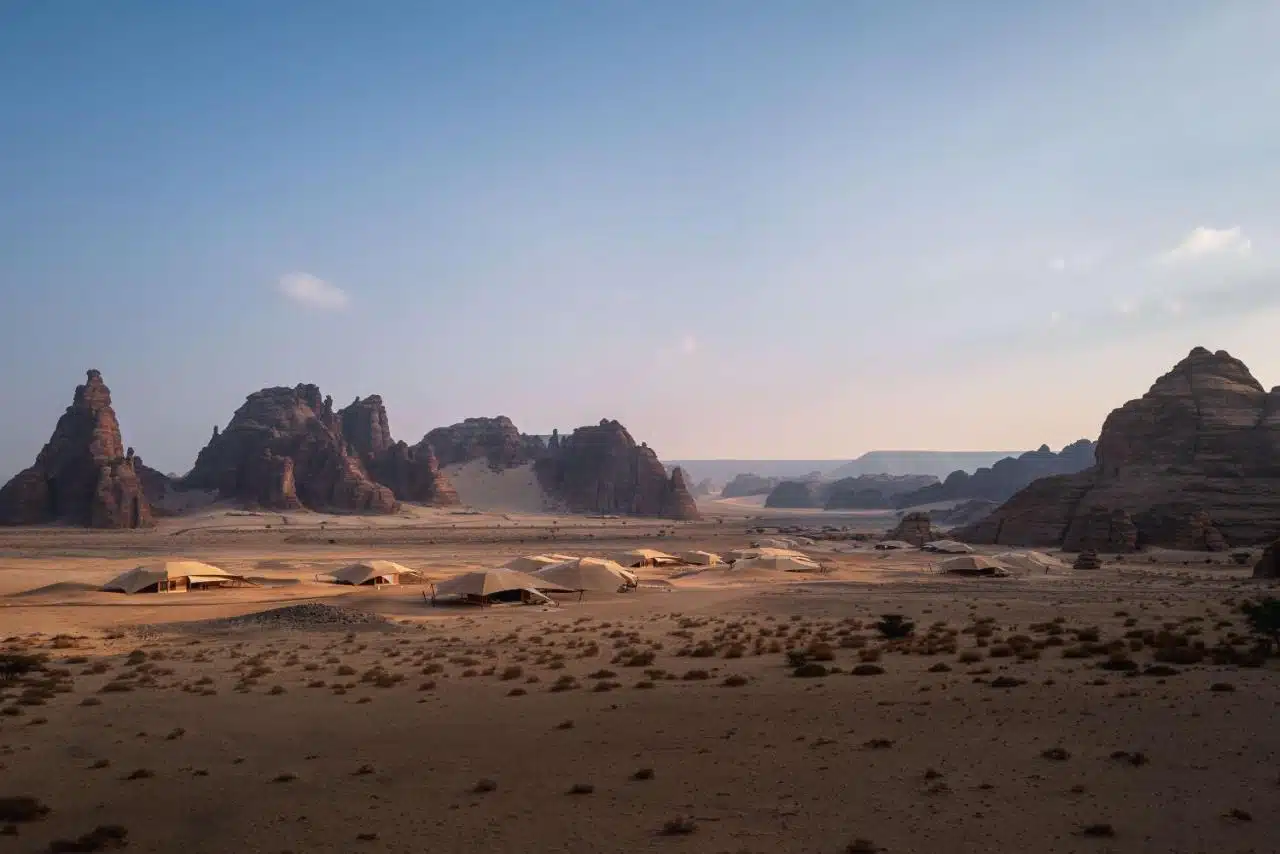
top-left (1159, 226), bottom-right (1252, 264)
top-left (278, 272), bottom-right (350, 310)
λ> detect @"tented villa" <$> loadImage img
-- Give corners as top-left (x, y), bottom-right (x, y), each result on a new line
top-left (533, 557), bottom-right (637, 592)
top-left (319, 560), bottom-right (422, 586)
top-left (429, 568), bottom-right (569, 607)
top-left (102, 561), bottom-right (257, 594)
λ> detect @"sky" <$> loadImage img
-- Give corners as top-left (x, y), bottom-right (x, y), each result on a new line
top-left (2, 0), bottom-right (1279, 476)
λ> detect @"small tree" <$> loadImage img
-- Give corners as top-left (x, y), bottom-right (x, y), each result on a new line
top-left (1241, 598), bottom-right (1280, 653)
top-left (875, 614), bottom-right (915, 639)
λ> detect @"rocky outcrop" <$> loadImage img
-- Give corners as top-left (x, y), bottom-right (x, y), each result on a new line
top-left (886, 511), bottom-right (938, 546)
top-left (721, 473), bottom-right (782, 498)
top-left (765, 480), bottom-right (823, 508)
top-left (957, 348), bottom-right (1280, 549)
top-left (0, 370), bottom-right (153, 528)
top-left (895, 441), bottom-right (1096, 508)
top-left (1062, 507), bottom-right (1139, 552)
top-left (1253, 539), bottom-right (1280, 578)
top-left (182, 384), bottom-right (398, 513)
top-left (931, 499), bottom-right (998, 527)
top-left (534, 419), bottom-right (700, 520)
top-left (824, 474), bottom-right (937, 509)
top-left (424, 417), bottom-right (544, 470)
top-left (337, 396), bottom-right (459, 506)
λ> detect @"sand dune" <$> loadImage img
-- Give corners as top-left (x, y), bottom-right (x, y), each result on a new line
top-left (443, 460), bottom-right (565, 514)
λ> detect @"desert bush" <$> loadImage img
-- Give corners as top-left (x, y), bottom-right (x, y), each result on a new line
top-left (875, 615), bottom-right (915, 639)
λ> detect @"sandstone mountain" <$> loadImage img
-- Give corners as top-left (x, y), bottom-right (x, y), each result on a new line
top-left (423, 416), bottom-right (544, 469)
top-left (182, 384), bottom-right (398, 513)
top-left (957, 348), bottom-right (1280, 550)
top-left (763, 473), bottom-right (935, 509)
top-left (0, 370), bottom-right (153, 528)
top-left (764, 480), bottom-right (824, 508)
top-left (721, 473), bottom-right (784, 498)
top-left (532, 419), bottom-right (700, 520)
top-left (894, 440), bottom-right (1096, 508)
top-left (338, 396), bottom-right (459, 506)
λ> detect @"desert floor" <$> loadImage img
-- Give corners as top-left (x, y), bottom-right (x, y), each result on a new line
top-left (1, 507), bottom-right (1277, 854)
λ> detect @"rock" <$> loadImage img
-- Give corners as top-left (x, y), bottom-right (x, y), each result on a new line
top-left (720, 473), bottom-right (782, 498)
top-left (0, 370), bottom-right (153, 528)
top-left (765, 481), bottom-right (823, 508)
top-left (956, 348), bottom-right (1280, 549)
top-left (182, 384), bottom-right (398, 513)
top-left (823, 474), bottom-right (937, 509)
top-left (423, 417), bottom-right (543, 470)
top-left (1253, 539), bottom-right (1280, 578)
top-left (1073, 550), bottom-right (1101, 570)
top-left (895, 440), bottom-right (1096, 508)
top-left (337, 396), bottom-right (459, 506)
top-left (534, 419), bottom-right (700, 520)
top-left (886, 512), bottom-right (938, 546)
top-left (930, 499), bottom-right (998, 527)
top-left (1063, 507), bottom-right (1139, 552)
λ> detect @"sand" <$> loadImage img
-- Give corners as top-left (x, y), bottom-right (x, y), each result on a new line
top-left (0, 511), bottom-right (1277, 853)
top-left (444, 460), bottom-right (566, 514)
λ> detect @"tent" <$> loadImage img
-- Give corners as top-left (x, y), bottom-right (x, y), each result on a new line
top-left (429, 568), bottom-right (570, 606)
top-left (922, 540), bottom-right (974, 554)
top-left (725, 546), bottom-right (808, 561)
top-left (731, 555), bottom-right (823, 573)
top-left (678, 550), bottom-right (724, 566)
top-left (103, 561), bottom-right (257, 594)
top-left (500, 555), bottom-right (569, 574)
top-left (611, 548), bottom-right (682, 568)
top-left (534, 557), bottom-right (637, 592)
top-left (751, 538), bottom-right (799, 549)
top-left (939, 555), bottom-right (1010, 577)
top-left (874, 540), bottom-right (914, 551)
top-left (993, 551), bottom-right (1066, 575)
top-left (321, 560), bottom-right (421, 586)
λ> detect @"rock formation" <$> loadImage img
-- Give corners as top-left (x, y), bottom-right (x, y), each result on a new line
top-left (721, 473), bottom-right (782, 498)
top-left (1062, 507), bottom-right (1138, 553)
top-left (895, 441), bottom-right (1096, 508)
top-left (764, 480), bottom-right (823, 508)
top-left (423, 416), bottom-right (544, 470)
top-left (824, 474), bottom-right (937, 509)
top-left (957, 348), bottom-right (1280, 549)
top-left (0, 370), bottom-right (153, 528)
top-left (1073, 550), bottom-right (1102, 570)
top-left (534, 419), bottom-right (700, 520)
top-left (1253, 539), bottom-right (1280, 578)
top-left (338, 396), bottom-right (459, 506)
top-left (886, 511), bottom-right (938, 546)
top-left (182, 384), bottom-right (398, 513)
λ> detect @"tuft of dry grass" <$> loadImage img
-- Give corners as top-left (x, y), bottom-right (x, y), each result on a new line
top-left (659, 815), bottom-right (697, 836)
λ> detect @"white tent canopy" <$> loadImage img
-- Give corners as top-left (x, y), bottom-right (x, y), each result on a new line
top-left (534, 557), bottom-right (637, 592)
top-left (678, 550), bottom-right (724, 566)
top-left (322, 560), bottom-right (421, 586)
top-left (939, 555), bottom-right (1010, 577)
top-left (732, 555), bottom-right (822, 573)
top-left (726, 546), bottom-right (809, 562)
top-left (874, 540), bottom-right (915, 551)
top-left (103, 561), bottom-right (254, 594)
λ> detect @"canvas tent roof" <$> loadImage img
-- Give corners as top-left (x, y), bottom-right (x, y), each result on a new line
top-left (679, 550), bottom-right (724, 566)
top-left (874, 540), bottom-right (915, 551)
top-left (102, 561), bottom-right (252, 594)
top-left (534, 557), bottom-right (637, 592)
top-left (993, 551), bottom-right (1065, 574)
top-left (726, 546), bottom-right (808, 561)
top-left (500, 555), bottom-right (568, 574)
top-left (732, 555), bottom-right (822, 573)
top-left (324, 560), bottom-right (420, 586)
top-left (432, 568), bottom-right (570, 598)
top-left (922, 540), bottom-right (974, 554)
top-left (939, 555), bottom-right (1010, 577)
top-left (611, 548), bottom-right (681, 567)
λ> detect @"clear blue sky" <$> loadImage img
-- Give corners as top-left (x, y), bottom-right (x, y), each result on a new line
top-left (3, 0), bottom-right (1278, 476)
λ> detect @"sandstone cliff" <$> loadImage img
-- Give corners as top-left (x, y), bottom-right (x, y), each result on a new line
top-left (886, 511), bottom-right (938, 546)
top-left (720, 473), bottom-right (782, 498)
top-left (956, 348), bottom-right (1280, 549)
top-left (533, 419), bottom-right (700, 520)
top-left (895, 440), bottom-right (1096, 508)
top-left (0, 370), bottom-right (153, 528)
top-left (338, 396), bottom-right (459, 506)
top-left (182, 384), bottom-right (398, 513)
top-left (423, 416), bottom-right (544, 469)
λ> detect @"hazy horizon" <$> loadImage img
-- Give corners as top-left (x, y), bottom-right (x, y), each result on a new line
top-left (3, 1), bottom-right (1279, 476)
